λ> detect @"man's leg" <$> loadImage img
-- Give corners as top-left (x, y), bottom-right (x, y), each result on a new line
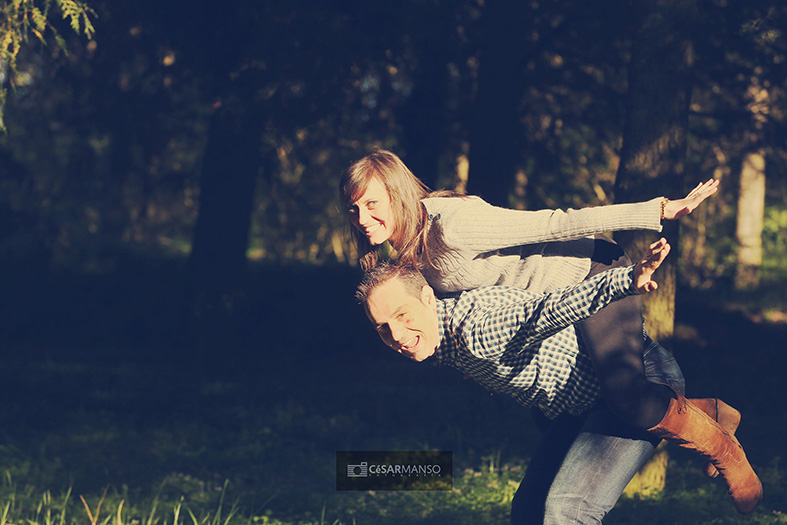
top-left (511, 406), bottom-right (659, 525)
top-left (543, 429), bottom-right (658, 524)
top-left (510, 412), bottom-right (586, 524)
top-left (525, 340), bottom-right (686, 524)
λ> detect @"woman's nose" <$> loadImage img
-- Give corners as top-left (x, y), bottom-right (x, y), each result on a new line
top-left (357, 207), bottom-right (371, 225)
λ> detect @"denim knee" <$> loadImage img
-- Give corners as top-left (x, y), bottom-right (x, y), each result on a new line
top-left (543, 493), bottom-right (607, 525)
top-left (541, 432), bottom-right (657, 524)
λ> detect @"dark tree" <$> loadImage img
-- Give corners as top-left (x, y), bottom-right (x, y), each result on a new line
top-left (465, 0), bottom-right (529, 207)
top-left (612, 0), bottom-right (699, 496)
top-left (184, 74), bottom-right (267, 365)
top-left (397, 4), bottom-right (453, 190)
top-left (614, 0), bottom-right (697, 344)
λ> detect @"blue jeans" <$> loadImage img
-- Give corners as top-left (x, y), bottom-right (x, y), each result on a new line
top-left (510, 340), bottom-right (685, 524)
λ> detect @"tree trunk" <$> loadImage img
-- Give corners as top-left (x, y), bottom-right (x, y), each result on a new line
top-left (734, 151), bottom-right (766, 290)
top-left (466, 0), bottom-right (527, 207)
top-left (733, 72), bottom-right (770, 291)
top-left (614, 0), bottom-right (696, 498)
top-left (184, 76), bottom-right (264, 372)
top-left (189, 103), bottom-right (260, 288)
top-left (399, 22), bottom-right (448, 190)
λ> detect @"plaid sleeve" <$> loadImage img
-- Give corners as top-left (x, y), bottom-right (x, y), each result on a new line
top-left (468, 266), bottom-right (636, 358)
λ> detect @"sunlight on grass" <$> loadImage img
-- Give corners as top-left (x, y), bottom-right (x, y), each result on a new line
top-left (0, 472), bottom-right (251, 525)
top-left (2, 460), bottom-right (784, 525)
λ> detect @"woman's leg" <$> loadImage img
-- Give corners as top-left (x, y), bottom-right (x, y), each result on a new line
top-left (575, 235), bottom-right (672, 429)
top-left (576, 236), bottom-right (761, 514)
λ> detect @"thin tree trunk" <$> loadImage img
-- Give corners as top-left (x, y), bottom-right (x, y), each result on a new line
top-left (733, 73), bottom-right (770, 291)
top-left (734, 151), bottom-right (766, 290)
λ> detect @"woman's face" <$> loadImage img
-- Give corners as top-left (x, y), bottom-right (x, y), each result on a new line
top-left (348, 177), bottom-right (395, 246)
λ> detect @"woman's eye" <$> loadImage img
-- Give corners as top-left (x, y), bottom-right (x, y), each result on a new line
top-left (367, 201), bottom-right (377, 209)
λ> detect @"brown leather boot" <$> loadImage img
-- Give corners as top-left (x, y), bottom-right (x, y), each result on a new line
top-left (648, 394), bottom-right (762, 515)
top-left (690, 398), bottom-right (742, 478)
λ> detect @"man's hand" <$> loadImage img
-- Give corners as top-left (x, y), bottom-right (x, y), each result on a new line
top-left (633, 238), bottom-right (670, 294)
top-left (662, 179), bottom-right (720, 220)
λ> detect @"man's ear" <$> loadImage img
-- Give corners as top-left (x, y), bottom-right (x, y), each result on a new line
top-left (420, 285), bottom-right (436, 309)
top-left (363, 302), bottom-right (373, 323)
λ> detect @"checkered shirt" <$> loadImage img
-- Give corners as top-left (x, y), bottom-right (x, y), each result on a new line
top-left (431, 265), bottom-right (638, 419)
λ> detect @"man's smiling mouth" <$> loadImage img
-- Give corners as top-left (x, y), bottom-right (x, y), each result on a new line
top-left (399, 335), bottom-right (420, 354)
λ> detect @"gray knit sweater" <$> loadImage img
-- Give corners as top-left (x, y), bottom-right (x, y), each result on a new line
top-left (420, 196), bottom-right (664, 294)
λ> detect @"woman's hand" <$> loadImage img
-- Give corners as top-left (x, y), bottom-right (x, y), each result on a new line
top-left (662, 179), bottom-right (720, 220)
top-left (633, 238), bottom-right (671, 294)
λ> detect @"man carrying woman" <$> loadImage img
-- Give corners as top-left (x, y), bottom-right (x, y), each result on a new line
top-left (340, 150), bottom-right (761, 521)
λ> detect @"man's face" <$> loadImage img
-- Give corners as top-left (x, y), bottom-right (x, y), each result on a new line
top-left (365, 278), bottom-right (440, 362)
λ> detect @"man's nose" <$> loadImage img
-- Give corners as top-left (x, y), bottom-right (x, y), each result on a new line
top-left (388, 320), bottom-right (407, 343)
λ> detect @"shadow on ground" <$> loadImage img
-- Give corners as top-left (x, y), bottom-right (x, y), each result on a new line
top-left (0, 260), bottom-right (784, 523)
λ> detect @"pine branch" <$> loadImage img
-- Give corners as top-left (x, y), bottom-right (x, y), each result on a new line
top-left (0, 0), bottom-right (97, 131)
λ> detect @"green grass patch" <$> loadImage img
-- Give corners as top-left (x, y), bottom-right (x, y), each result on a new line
top-left (1, 263), bottom-right (786, 524)
top-left (1, 349), bottom-right (785, 524)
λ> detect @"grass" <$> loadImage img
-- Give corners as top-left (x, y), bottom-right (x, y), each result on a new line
top-left (1, 262), bottom-right (786, 524)
top-left (2, 353), bottom-right (785, 524)
top-left (1, 453), bottom-right (786, 524)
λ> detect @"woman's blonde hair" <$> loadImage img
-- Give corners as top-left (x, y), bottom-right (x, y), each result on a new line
top-left (340, 150), bottom-right (432, 271)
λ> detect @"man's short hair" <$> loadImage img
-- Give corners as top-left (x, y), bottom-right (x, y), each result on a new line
top-left (356, 261), bottom-right (429, 304)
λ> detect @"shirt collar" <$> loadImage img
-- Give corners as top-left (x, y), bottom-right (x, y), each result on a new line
top-left (430, 296), bottom-right (458, 366)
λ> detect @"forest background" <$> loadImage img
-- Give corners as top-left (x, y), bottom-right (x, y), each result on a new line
top-left (1, 0), bottom-right (787, 523)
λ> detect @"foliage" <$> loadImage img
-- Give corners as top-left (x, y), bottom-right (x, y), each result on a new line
top-left (0, 1), bottom-right (784, 275)
top-left (762, 203), bottom-right (787, 261)
top-left (0, 0), bottom-right (96, 131)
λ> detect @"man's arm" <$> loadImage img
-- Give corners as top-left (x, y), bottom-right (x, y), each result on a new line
top-left (467, 239), bottom-right (669, 358)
